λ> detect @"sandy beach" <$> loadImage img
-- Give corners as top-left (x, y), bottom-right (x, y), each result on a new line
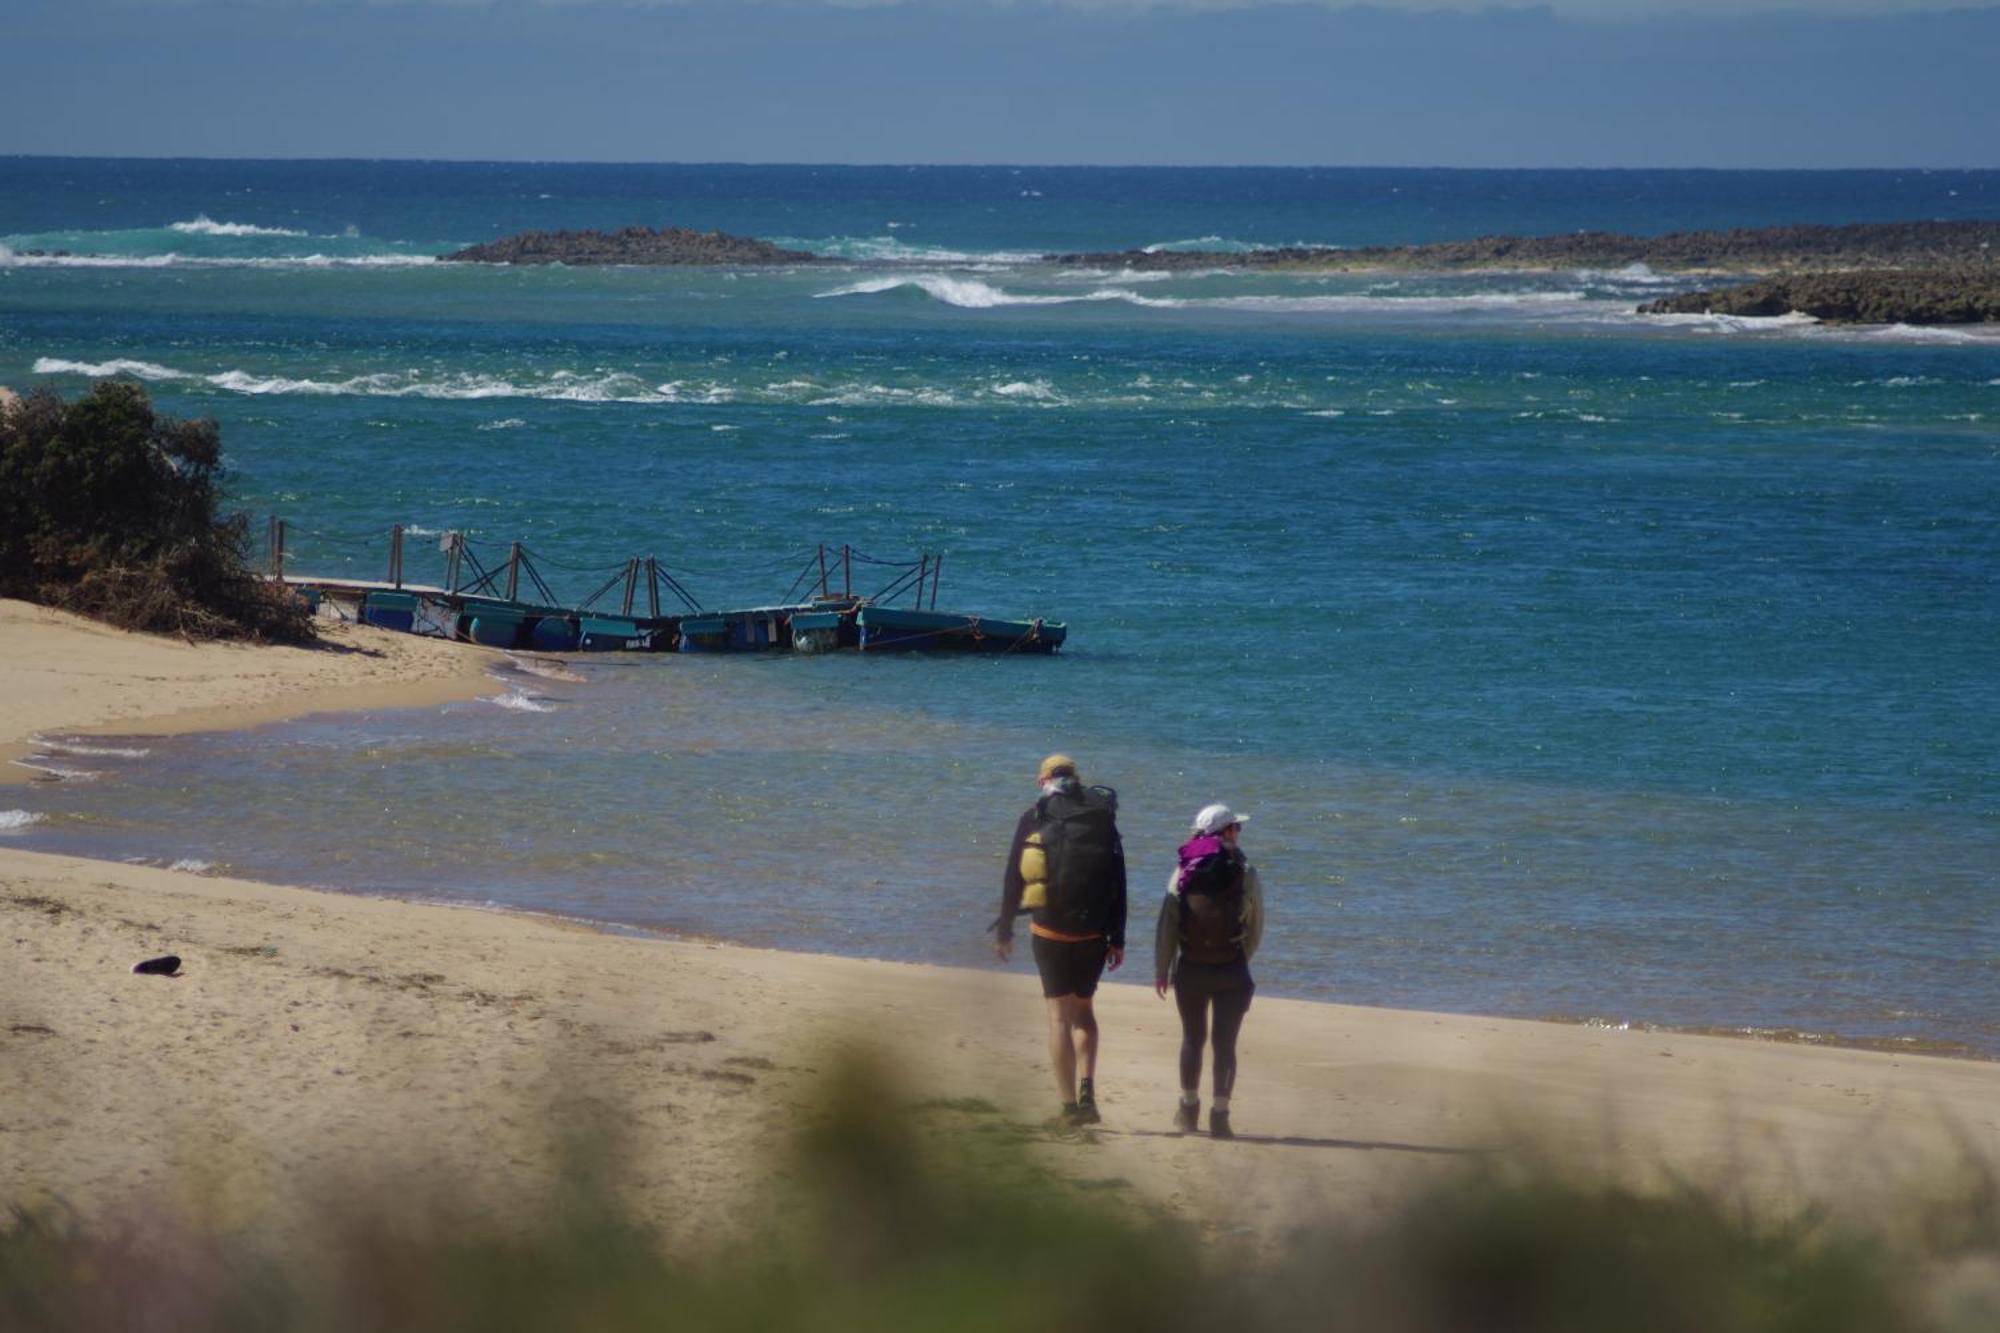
top-left (4, 602), bottom-right (1997, 1249)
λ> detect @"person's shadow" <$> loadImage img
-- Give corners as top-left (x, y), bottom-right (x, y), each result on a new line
top-left (1118, 1128), bottom-right (1479, 1155)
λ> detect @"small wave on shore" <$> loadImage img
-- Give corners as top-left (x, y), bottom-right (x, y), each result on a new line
top-left (483, 672), bottom-right (562, 713)
top-left (0, 809), bottom-right (46, 833)
top-left (10, 759), bottom-right (103, 783)
top-left (28, 735), bottom-right (152, 759)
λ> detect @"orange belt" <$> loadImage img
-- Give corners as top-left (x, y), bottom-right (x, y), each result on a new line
top-left (1029, 922), bottom-right (1104, 944)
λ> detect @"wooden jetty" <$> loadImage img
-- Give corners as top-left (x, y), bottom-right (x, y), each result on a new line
top-left (270, 522), bottom-right (1064, 657)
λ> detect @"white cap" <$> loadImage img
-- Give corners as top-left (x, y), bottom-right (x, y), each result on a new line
top-left (1193, 803), bottom-right (1248, 835)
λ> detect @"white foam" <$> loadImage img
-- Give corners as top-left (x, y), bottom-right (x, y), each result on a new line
top-left (815, 274), bottom-right (1089, 307)
top-left (1643, 310), bottom-right (1822, 335)
top-left (814, 275), bottom-right (1596, 316)
top-left (11, 759), bottom-right (100, 782)
top-left (0, 245), bottom-right (433, 271)
top-left (990, 379), bottom-right (1060, 401)
top-left (169, 215), bottom-right (308, 238)
top-left (773, 234), bottom-right (1039, 264)
top-left (33, 356), bottom-right (192, 381)
top-left (27, 735), bottom-right (150, 759)
top-left (477, 418), bottom-right (528, 431)
top-left (0, 810), bottom-right (44, 833)
top-left (35, 356), bottom-right (692, 405)
top-left (1141, 235), bottom-right (1247, 253)
top-left (484, 674), bottom-right (558, 712)
top-left (488, 691), bottom-right (555, 714)
top-left (168, 858), bottom-right (215, 874)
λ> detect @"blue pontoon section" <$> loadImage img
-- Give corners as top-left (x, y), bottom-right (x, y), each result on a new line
top-left (856, 607), bottom-right (1064, 654)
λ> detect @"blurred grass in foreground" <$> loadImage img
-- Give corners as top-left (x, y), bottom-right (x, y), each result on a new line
top-left (4, 1052), bottom-right (1996, 1333)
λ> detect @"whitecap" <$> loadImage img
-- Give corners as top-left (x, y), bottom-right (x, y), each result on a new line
top-left (0, 810), bottom-right (45, 833)
top-left (33, 356), bottom-right (193, 381)
top-left (168, 215), bottom-right (309, 238)
top-left (168, 858), bottom-right (215, 874)
top-left (477, 418), bottom-right (528, 431)
top-left (4, 249), bottom-right (433, 270)
top-left (989, 379), bottom-right (1060, 401)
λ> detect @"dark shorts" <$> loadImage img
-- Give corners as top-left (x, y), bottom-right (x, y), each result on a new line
top-left (1172, 956), bottom-right (1255, 1000)
top-left (1031, 934), bottom-right (1110, 999)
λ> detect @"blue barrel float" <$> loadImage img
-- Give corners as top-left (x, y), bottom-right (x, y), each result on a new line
top-left (527, 615), bottom-right (580, 652)
top-left (457, 598), bottom-right (527, 649)
top-left (359, 590), bottom-right (419, 633)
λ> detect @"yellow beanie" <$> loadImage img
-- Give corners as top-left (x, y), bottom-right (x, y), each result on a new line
top-left (1037, 753), bottom-right (1078, 783)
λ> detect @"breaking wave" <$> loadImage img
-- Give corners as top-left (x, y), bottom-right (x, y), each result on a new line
top-left (0, 244), bottom-right (435, 270)
top-left (168, 215), bottom-right (309, 238)
top-left (30, 357), bottom-right (717, 405)
top-left (771, 234), bottom-right (1038, 264)
top-left (0, 810), bottom-right (45, 833)
top-left (815, 274), bottom-right (1595, 315)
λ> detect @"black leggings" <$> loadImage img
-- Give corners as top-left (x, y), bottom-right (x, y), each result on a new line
top-left (1173, 960), bottom-right (1254, 1098)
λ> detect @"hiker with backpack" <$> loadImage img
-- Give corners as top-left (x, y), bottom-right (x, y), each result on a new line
top-left (1154, 802), bottom-right (1264, 1138)
top-left (993, 754), bottom-right (1128, 1128)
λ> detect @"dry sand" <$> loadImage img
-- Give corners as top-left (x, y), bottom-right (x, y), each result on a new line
top-left (3, 602), bottom-right (1996, 1249)
top-left (0, 598), bottom-right (499, 782)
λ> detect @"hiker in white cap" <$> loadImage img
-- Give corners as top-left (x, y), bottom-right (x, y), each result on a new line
top-left (1153, 802), bottom-right (1263, 1138)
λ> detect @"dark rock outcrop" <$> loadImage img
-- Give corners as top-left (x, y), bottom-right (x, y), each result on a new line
top-left (1638, 270), bottom-right (2000, 325)
top-left (440, 226), bottom-right (822, 266)
top-left (1047, 220), bottom-right (2000, 275)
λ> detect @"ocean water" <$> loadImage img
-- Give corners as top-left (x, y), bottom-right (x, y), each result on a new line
top-left (4, 160), bottom-right (1996, 1055)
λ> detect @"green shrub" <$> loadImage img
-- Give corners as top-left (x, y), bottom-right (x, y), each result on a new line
top-left (0, 382), bottom-right (312, 642)
top-left (5, 1054), bottom-right (1995, 1332)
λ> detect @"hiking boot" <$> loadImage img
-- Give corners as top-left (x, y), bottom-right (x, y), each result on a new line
top-left (1173, 1099), bottom-right (1199, 1133)
top-left (1209, 1108), bottom-right (1234, 1139)
top-left (1075, 1092), bottom-right (1102, 1126)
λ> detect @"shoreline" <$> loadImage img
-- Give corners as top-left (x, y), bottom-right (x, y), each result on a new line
top-left (5, 601), bottom-right (1998, 1240)
top-left (3, 595), bottom-right (1990, 1067)
top-left (0, 598), bottom-right (501, 785)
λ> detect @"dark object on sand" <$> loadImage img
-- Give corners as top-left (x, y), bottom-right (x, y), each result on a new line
top-left (132, 954), bottom-right (182, 976)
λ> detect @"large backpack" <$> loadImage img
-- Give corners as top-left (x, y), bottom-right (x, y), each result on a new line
top-left (1176, 835), bottom-right (1245, 964)
top-left (1033, 785), bottom-right (1122, 934)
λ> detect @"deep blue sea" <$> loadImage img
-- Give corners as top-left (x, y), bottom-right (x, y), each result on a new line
top-left (4, 160), bottom-right (1996, 1054)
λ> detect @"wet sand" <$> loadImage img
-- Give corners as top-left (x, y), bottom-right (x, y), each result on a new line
top-left (2, 601), bottom-right (1996, 1246)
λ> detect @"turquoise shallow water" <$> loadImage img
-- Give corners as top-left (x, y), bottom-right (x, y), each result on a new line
top-left (4, 161), bottom-right (1996, 1053)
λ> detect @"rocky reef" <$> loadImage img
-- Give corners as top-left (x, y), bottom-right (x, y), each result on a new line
top-left (440, 226), bottom-right (823, 266)
top-left (1046, 219), bottom-right (2000, 275)
top-left (1639, 270), bottom-right (2000, 325)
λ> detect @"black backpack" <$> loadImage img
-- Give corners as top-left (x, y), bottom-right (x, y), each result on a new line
top-left (1176, 835), bottom-right (1245, 965)
top-left (1034, 785), bottom-right (1122, 934)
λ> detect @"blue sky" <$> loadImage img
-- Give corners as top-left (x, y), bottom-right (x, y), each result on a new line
top-left (6, 1), bottom-right (1997, 166)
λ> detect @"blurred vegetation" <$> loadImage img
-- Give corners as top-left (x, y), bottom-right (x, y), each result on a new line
top-left (0, 382), bottom-right (313, 642)
top-left (2, 1052), bottom-right (1995, 1332)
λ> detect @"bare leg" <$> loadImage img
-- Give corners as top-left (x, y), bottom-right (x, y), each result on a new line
top-left (1045, 997), bottom-right (1078, 1104)
top-left (1071, 997), bottom-right (1100, 1084)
